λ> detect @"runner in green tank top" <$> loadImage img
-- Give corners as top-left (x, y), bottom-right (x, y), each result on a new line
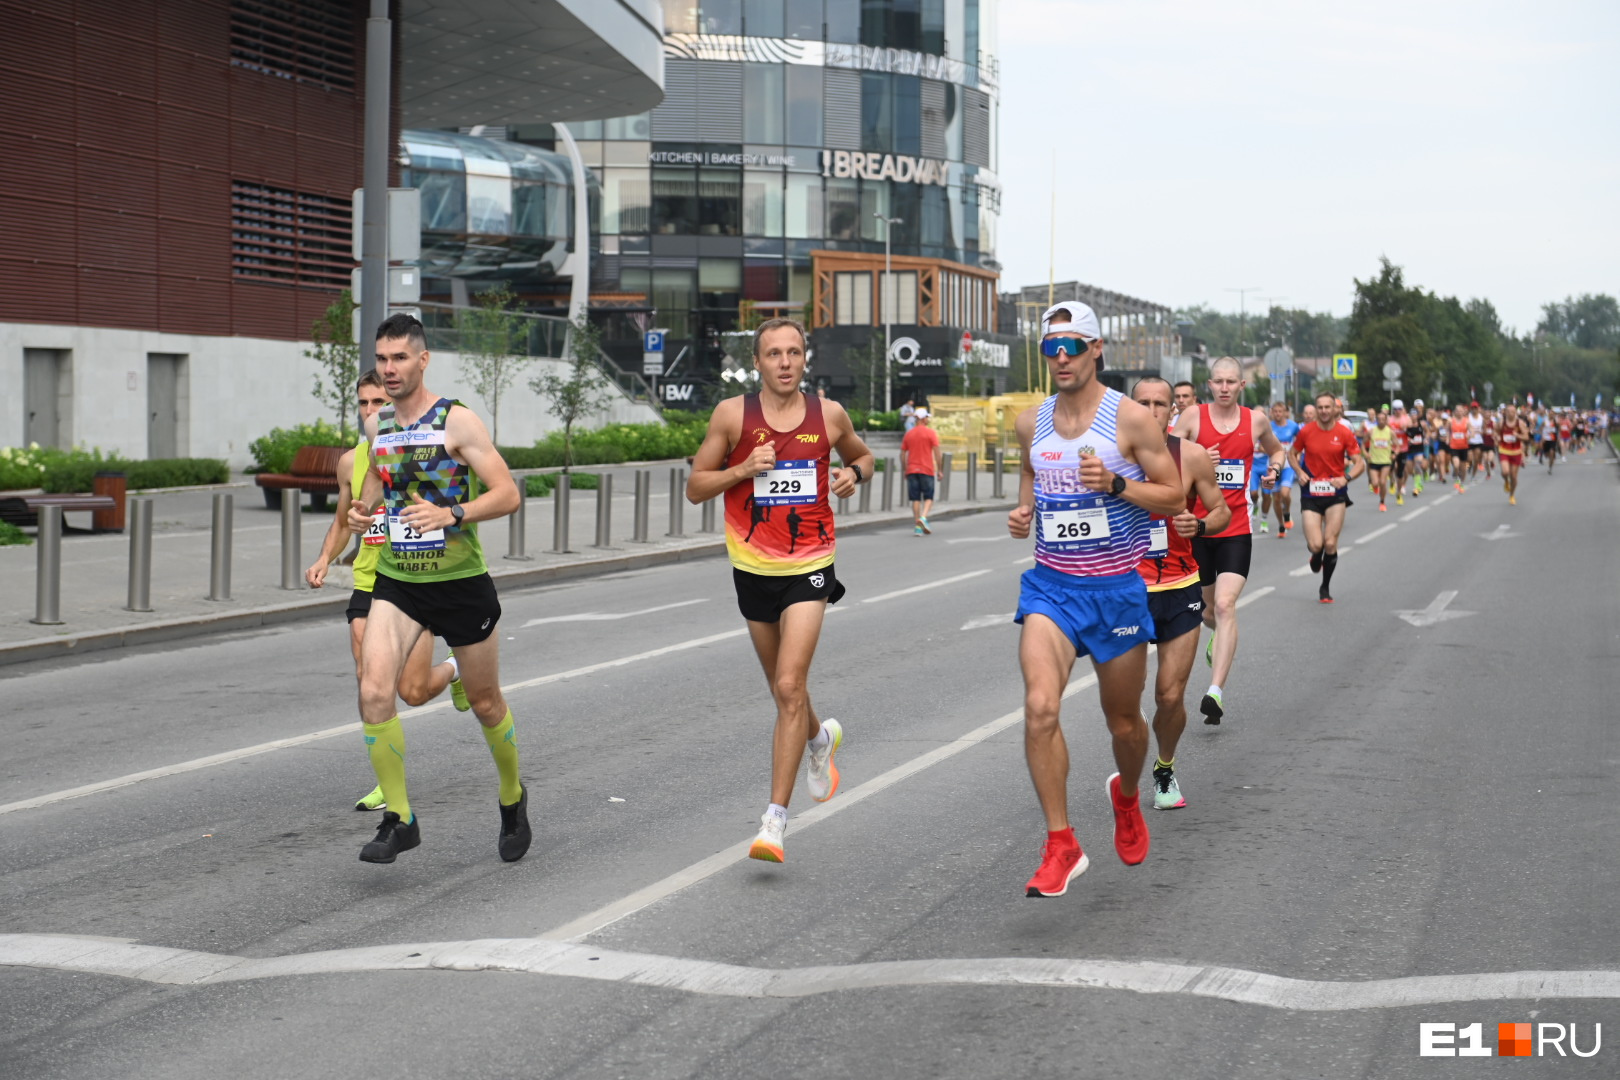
top-left (305, 371), bottom-right (470, 812)
top-left (344, 314), bottom-right (528, 865)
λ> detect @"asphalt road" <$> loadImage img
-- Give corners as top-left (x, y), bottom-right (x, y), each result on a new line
top-left (2, 455), bottom-right (1617, 1079)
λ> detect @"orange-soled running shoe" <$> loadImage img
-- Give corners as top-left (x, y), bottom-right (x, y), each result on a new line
top-left (1108, 772), bottom-right (1150, 866)
top-left (749, 812), bottom-right (786, 863)
top-left (1025, 827), bottom-right (1088, 897)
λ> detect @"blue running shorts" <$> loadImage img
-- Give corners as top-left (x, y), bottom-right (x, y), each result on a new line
top-left (1249, 458), bottom-right (1294, 489)
top-left (1014, 565), bottom-right (1153, 663)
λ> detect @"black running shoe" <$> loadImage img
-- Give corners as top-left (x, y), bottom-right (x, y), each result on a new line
top-left (1309, 550), bottom-right (1323, 574)
top-left (360, 811), bottom-right (420, 864)
top-left (498, 785), bottom-right (531, 862)
top-left (1200, 690), bottom-right (1224, 725)
top-left (1319, 584), bottom-right (1334, 605)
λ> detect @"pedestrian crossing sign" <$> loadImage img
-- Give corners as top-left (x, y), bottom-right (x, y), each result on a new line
top-left (1333, 353), bottom-right (1357, 379)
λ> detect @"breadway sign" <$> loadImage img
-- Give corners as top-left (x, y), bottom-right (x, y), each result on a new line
top-left (821, 150), bottom-right (948, 186)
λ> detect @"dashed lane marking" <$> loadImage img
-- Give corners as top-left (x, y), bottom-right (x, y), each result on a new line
top-left (1356, 524), bottom-right (1398, 545)
top-left (862, 569), bottom-right (993, 603)
top-left (4, 934), bottom-right (1615, 1009)
top-left (1398, 506), bottom-right (1430, 522)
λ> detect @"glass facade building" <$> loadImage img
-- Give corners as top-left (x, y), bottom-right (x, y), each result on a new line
top-left (559, 0), bottom-right (1004, 403)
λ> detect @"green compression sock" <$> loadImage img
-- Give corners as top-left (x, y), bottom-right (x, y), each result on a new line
top-left (482, 709), bottom-right (523, 806)
top-left (364, 716), bottom-right (411, 824)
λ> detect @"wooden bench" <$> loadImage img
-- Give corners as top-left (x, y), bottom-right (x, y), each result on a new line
top-left (0, 492), bottom-right (119, 531)
top-left (254, 445), bottom-right (347, 510)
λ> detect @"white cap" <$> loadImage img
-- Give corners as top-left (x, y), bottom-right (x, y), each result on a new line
top-left (1414, 398), bottom-right (1424, 406)
top-left (1041, 301), bottom-right (1101, 340)
top-left (914, 408), bottom-right (930, 419)
top-left (1392, 399), bottom-right (1404, 411)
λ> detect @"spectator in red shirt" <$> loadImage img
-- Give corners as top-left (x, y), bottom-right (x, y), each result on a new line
top-left (900, 407), bottom-right (943, 535)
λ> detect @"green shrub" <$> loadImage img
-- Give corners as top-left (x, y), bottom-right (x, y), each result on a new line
top-left (0, 445), bottom-right (51, 490)
top-left (524, 472), bottom-right (600, 497)
top-left (847, 409), bottom-right (902, 431)
top-left (128, 459), bottom-right (230, 489)
top-left (0, 520), bottom-right (31, 546)
top-left (247, 420), bottom-right (351, 474)
top-left (500, 421), bottom-right (704, 471)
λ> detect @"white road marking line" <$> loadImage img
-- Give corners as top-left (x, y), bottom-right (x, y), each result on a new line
top-left (1399, 506), bottom-right (1430, 522)
top-left (1432, 493), bottom-right (1454, 506)
top-left (1356, 524), bottom-right (1397, 545)
top-left (960, 613), bottom-right (1015, 631)
top-left (1236, 586), bottom-right (1274, 608)
top-left (521, 599), bottom-right (707, 627)
top-left (1, 561), bottom-right (1011, 817)
top-left (0, 627), bottom-right (751, 818)
top-left (1012, 555), bottom-right (1035, 566)
top-left (541, 669), bottom-right (1104, 943)
top-left (862, 568), bottom-right (993, 603)
top-left (6, 934), bottom-right (1616, 1009)
top-left (945, 536), bottom-right (1008, 544)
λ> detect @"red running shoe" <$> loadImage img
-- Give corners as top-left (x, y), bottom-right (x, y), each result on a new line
top-left (1025, 828), bottom-right (1089, 897)
top-left (1108, 772), bottom-right (1150, 865)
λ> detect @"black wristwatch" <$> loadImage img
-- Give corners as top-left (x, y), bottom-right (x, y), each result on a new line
top-left (1109, 473), bottom-right (1127, 496)
top-left (450, 503), bottom-right (465, 525)
top-left (849, 463), bottom-right (864, 484)
top-left (1195, 518), bottom-right (1207, 536)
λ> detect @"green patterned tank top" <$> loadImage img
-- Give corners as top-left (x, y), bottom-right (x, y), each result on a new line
top-left (373, 398), bottom-right (487, 583)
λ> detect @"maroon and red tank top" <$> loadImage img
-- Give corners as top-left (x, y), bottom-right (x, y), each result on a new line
top-left (724, 393), bottom-right (836, 576)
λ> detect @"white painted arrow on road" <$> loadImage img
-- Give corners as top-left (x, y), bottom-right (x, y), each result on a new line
top-left (1394, 591), bottom-right (1476, 627)
top-left (1479, 524), bottom-right (1519, 541)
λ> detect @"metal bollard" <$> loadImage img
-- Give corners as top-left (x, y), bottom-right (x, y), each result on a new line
top-left (593, 473), bottom-right (613, 547)
top-left (666, 467), bottom-right (686, 537)
top-left (881, 459), bottom-right (894, 512)
top-left (992, 449), bottom-right (1006, 500)
top-left (966, 452), bottom-right (979, 501)
top-left (31, 503), bottom-right (63, 625)
top-left (280, 488), bottom-right (302, 589)
top-left (858, 472), bottom-right (872, 513)
top-left (836, 491), bottom-right (850, 515)
top-left (551, 473), bottom-right (572, 554)
top-left (505, 482), bottom-right (532, 561)
top-left (632, 469), bottom-right (650, 542)
top-left (208, 493), bottom-right (232, 601)
top-left (126, 497), bottom-right (153, 612)
top-left (940, 452), bottom-right (953, 501)
top-left (700, 496), bottom-right (717, 533)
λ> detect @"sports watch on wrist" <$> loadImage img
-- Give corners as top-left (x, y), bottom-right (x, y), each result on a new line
top-left (849, 463), bottom-right (864, 484)
top-left (450, 503), bottom-right (465, 525)
top-left (1109, 473), bottom-right (1127, 496)
top-left (1195, 518), bottom-right (1207, 536)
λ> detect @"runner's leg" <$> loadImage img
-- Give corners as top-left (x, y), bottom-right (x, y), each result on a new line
top-left (1094, 644), bottom-right (1150, 799)
top-left (396, 632), bottom-right (455, 706)
top-left (748, 600), bottom-right (827, 808)
top-left (1208, 571), bottom-right (1244, 690)
top-left (1019, 614), bottom-right (1078, 831)
top-left (358, 599), bottom-right (428, 824)
top-left (1151, 626), bottom-right (1199, 765)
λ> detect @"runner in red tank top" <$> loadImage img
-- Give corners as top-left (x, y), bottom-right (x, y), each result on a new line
top-left (1496, 403), bottom-right (1529, 505)
top-left (1130, 377), bottom-right (1231, 810)
top-left (687, 318), bottom-right (873, 865)
top-left (1168, 357), bottom-right (1286, 726)
top-left (1288, 390), bottom-right (1366, 603)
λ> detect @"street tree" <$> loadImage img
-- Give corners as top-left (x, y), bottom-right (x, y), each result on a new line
top-left (457, 284), bottom-right (529, 446)
top-left (307, 289), bottom-right (361, 439)
top-left (529, 317), bottom-right (614, 473)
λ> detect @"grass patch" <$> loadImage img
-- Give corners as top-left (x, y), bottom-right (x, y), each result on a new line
top-left (0, 520), bottom-right (32, 546)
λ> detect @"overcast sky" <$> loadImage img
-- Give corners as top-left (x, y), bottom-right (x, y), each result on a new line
top-left (994, 0), bottom-right (1619, 333)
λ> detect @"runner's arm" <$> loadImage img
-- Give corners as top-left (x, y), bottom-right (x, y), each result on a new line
top-left (824, 400), bottom-right (875, 499)
top-left (1182, 449), bottom-right (1232, 536)
top-left (1344, 447), bottom-right (1366, 484)
top-left (1103, 400), bottom-right (1187, 517)
top-left (1007, 408), bottom-right (1036, 539)
top-left (397, 405), bottom-right (520, 532)
top-left (1254, 416), bottom-right (1285, 486)
top-left (308, 450), bottom-right (355, 586)
top-left (349, 415), bottom-right (384, 533)
top-left (686, 397), bottom-right (763, 503)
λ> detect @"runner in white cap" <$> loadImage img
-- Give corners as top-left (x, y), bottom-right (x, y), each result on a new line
top-left (1009, 301), bottom-right (1184, 897)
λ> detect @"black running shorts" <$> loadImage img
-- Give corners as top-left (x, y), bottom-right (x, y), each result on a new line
top-left (345, 588), bottom-right (372, 623)
top-left (1300, 491), bottom-right (1352, 515)
top-left (1190, 534), bottom-right (1252, 587)
top-left (733, 564), bottom-right (845, 623)
top-left (1147, 582), bottom-right (1205, 645)
top-left (371, 571), bottom-right (502, 647)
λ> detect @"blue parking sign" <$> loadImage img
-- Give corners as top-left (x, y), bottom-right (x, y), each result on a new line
top-left (644, 330), bottom-right (665, 353)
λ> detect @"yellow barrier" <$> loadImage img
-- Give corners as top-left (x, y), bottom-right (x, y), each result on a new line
top-left (924, 392), bottom-right (1046, 464)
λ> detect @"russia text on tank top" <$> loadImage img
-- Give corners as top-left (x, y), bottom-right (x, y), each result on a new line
top-left (1030, 389), bottom-right (1151, 577)
top-left (723, 392), bottom-right (836, 576)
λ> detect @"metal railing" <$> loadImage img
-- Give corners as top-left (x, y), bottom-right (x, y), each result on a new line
top-left (415, 302), bottom-right (659, 408)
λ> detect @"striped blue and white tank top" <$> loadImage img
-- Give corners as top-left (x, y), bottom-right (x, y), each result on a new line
top-left (1031, 389), bottom-right (1152, 577)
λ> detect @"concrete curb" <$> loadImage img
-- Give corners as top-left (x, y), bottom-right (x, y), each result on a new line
top-left (0, 501), bottom-right (1013, 668)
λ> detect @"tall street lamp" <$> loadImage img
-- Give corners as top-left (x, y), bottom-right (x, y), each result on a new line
top-left (874, 212), bottom-right (903, 413)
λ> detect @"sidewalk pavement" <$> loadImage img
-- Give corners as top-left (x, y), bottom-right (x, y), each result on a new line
top-left (1, 461), bottom-right (1013, 667)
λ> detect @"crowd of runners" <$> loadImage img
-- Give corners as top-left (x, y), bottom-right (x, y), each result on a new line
top-left (304, 305), bottom-right (1603, 899)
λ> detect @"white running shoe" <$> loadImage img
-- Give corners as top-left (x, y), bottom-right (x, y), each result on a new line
top-left (806, 719), bottom-right (843, 802)
top-left (749, 813), bottom-right (786, 863)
